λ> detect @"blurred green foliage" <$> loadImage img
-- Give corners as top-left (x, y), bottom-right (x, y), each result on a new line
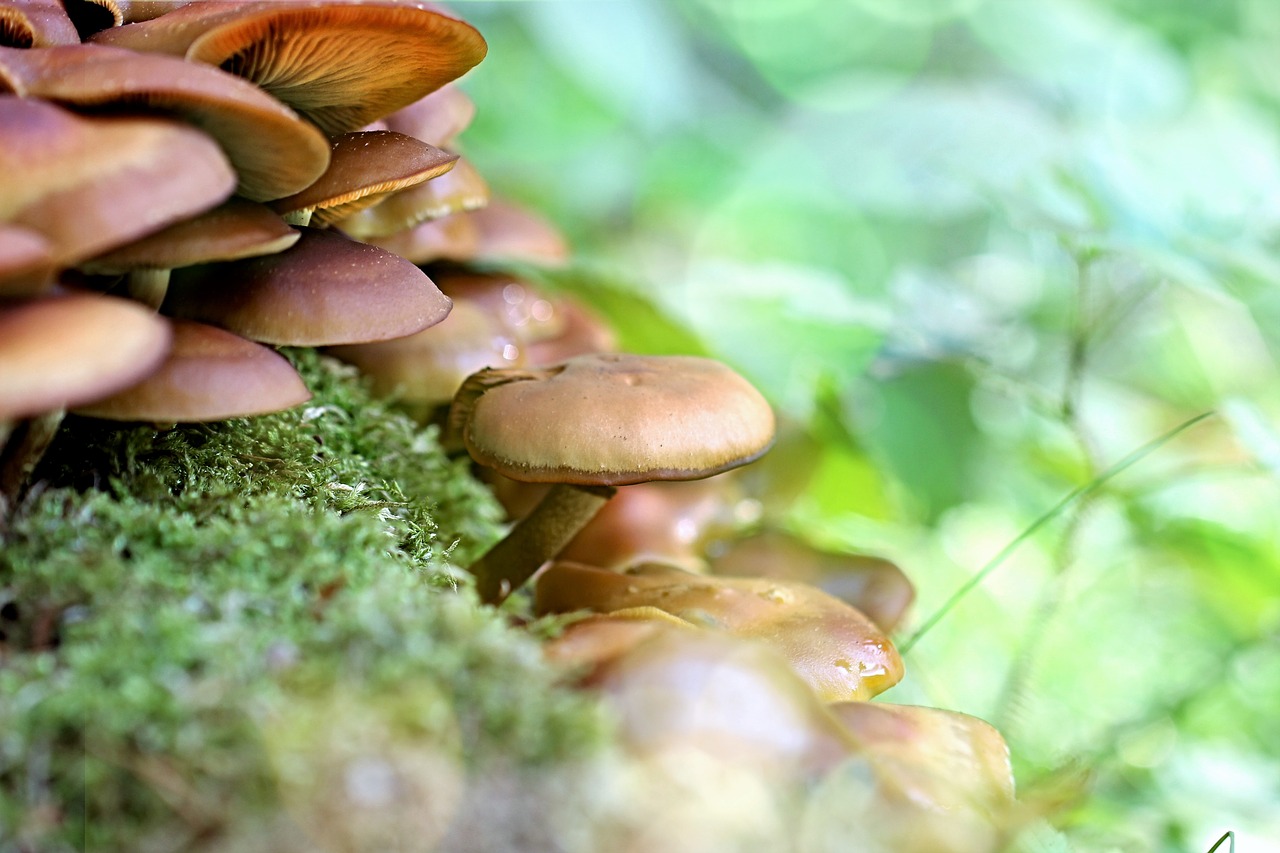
top-left (459, 1), bottom-right (1280, 849)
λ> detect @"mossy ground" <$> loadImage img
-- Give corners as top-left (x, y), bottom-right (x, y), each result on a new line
top-left (0, 351), bottom-right (609, 852)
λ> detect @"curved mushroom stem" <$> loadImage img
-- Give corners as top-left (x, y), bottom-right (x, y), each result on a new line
top-left (125, 267), bottom-right (172, 310)
top-left (468, 482), bottom-right (616, 605)
top-left (0, 408), bottom-right (64, 526)
top-left (283, 209), bottom-right (313, 227)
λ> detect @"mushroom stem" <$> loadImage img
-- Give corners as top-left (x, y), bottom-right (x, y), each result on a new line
top-left (283, 209), bottom-right (313, 227)
top-left (468, 482), bottom-right (616, 605)
top-left (0, 408), bottom-right (64, 524)
top-left (125, 267), bottom-right (172, 310)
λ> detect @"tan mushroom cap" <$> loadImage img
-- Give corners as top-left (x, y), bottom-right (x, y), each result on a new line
top-left (74, 319), bottom-right (310, 422)
top-left (0, 96), bottom-right (236, 265)
top-left (93, 1), bottom-right (488, 135)
top-left (83, 199), bottom-right (298, 274)
top-left (164, 227), bottom-right (451, 347)
top-left (710, 531), bottom-right (916, 633)
top-left (535, 560), bottom-right (904, 702)
top-left (452, 353), bottom-right (776, 487)
top-left (0, 293), bottom-right (171, 420)
top-left (469, 200), bottom-right (570, 267)
top-left (326, 298), bottom-right (521, 413)
top-left (337, 155), bottom-right (488, 239)
top-left (271, 130), bottom-right (458, 227)
top-left (0, 0), bottom-right (78, 48)
top-left (0, 44), bottom-right (331, 202)
top-left (0, 224), bottom-right (55, 297)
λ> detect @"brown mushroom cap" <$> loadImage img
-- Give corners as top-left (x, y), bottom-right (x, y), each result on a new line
top-left (451, 353), bottom-right (776, 487)
top-left (0, 224), bottom-right (54, 297)
top-left (326, 298), bottom-right (521, 414)
top-left (0, 96), bottom-right (236, 265)
top-left (83, 198), bottom-right (298, 274)
top-left (74, 319), bottom-right (310, 422)
top-left (535, 560), bottom-right (904, 702)
top-left (337, 155), bottom-right (488, 239)
top-left (0, 43), bottom-right (331, 202)
top-left (92, 1), bottom-right (488, 135)
top-left (271, 130), bottom-right (459, 227)
top-left (0, 0), bottom-right (78, 48)
top-left (163, 227), bottom-right (451, 346)
top-left (0, 293), bottom-right (171, 420)
top-left (710, 531), bottom-right (916, 633)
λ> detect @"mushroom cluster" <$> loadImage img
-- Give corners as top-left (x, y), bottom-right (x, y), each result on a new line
top-left (0, 3), bottom-right (1018, 850)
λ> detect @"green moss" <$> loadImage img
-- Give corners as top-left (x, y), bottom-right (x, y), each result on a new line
top-left (0, 352), bottom-right (608, 851)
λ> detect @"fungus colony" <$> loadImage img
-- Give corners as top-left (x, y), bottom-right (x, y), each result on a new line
top-left (0, 2), bottom-right (1018, 850)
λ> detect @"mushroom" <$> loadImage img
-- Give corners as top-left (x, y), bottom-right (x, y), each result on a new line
top-left (374, 83), bottom-right (475, 148)
top-left (0, 96), bottom-right (236, 266)
top-left (73, 319), bottom-right (310, 422)
top-left (709, 530), bottom-right (916, 633)
top-left (0, 44), bottom-right (331, 202)
top-left (325, 297), bottom-right (522, 423)
top-left (535, 560), bottom-right (903, 702)
top-left (550, 621), bottom-right (857, 777)
top-left (81, 198), bottom-right (299, 309)
top-left (270, 130), bottom-right (459, 228)
top-left (163, 227), bottom-right (451, 347)
top-left (446, 353), bottom-right (776, 603)
top-left (336, 155), bottom-right (489, 239)
top-left (0, 292), bottom-right (171, 509)
top-left (0, 293), bottom-right (171, 422)
top-left (0, 224), bottom-right (54, 298)
top-left (0, 0), bottom-right (78, 48)
top-left (92, 1), bottom-right (488, 135)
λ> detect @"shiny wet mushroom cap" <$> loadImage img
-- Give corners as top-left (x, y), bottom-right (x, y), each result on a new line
top-left (74, 319), bottom-right (310, 422)
top-left (164, 227), bottom-right (451, 347)
top-left (536, 560), bottom-right (904, 702)
top-left (0, 293), bottom-right (171, 420)
top-left (0, 96), bottom-right (236, 265)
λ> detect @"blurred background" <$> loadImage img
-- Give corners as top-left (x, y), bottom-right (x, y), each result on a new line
top-left (455, 1), bottom-right (1280, 850)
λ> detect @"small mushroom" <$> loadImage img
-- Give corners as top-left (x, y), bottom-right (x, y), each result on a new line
top-left (557, 621), bottom-right (856, 776)
top-left (0, 96), bottom-right (236, 265)
top-left (0, 0), bottom-right (79, 48)
top-left (73, 319), bottom-right (310, 422)
top-left (0, 224), bottom-right (54, 297)
top-left (163, 227), bottom-right (451, 347)
top-left (0, 43), bottom-right (331, 202)
top-left (0, 293), bottom-right (171, 421)
top-left (535, 560), bottom-right (903, 702)
top-left (93, 1), bottom-right (488, 135)
top-left (337, 155), bottom-right (489, 239)
top-left (326, 298), bottom-right (522, 423)
top-left (82, 198), bottom-right (298, 309)
top-left (270, 130), bottom-right (459, 228)
top-left (709, 530), bottom-right (915, 633)
top-left (447, 353), bottom-right (775, 603)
